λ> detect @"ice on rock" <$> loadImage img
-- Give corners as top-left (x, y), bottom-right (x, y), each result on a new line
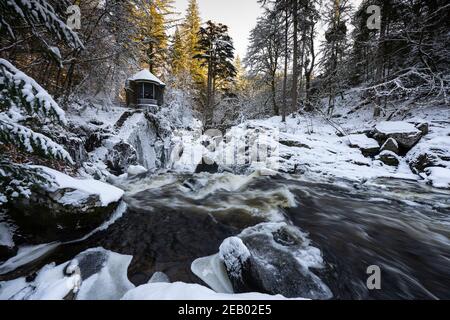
top-left (0, 247), bottom-right (134, 300)
top-left (191, 254), bottom-right (234, 294)
top-left (219, 237), bottom-right (250, 279)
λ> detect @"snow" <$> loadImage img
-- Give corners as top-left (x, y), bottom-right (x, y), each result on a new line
top-left (35, 166), bottom-right (124, 206)
top-left (121, 282), bottom-right (302, 300)
top-left (219, 237), bottom-right (250, 279)
top-left (127, 165), bottom-right (148, 176)
top-left (347, 134), bottom-right (379, 149)
top-left (375, 121), bottom-right (420, 134)
top-left (0, 59), bottom-right (67, 124)
top-left (424, 167), bottom-right (450, 189)
top-left (75, 248), bottom-right (135, 300)
top-left (128, 69), bottom-right (166, 86)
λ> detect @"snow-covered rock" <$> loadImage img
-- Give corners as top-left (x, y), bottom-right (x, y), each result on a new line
top-left (5, 166), bottom-right (124, 243)
top-left (380, 138), bottom-right (399, 155)
top-left (219, 237), bottom-right (251, 281)
top-left (126, 165), bottom-right (148, 176)
top-left (374, 121), bottom-right (423, 149)
top-left (407, 136), bottom-right (450, 173)
top-left (193, 222), bottom-right (332, 300)
top-left (0, 248), bottom-right (134, 300)
top-left (424, 167), bottom-right (450, 189)
top-left (377, 150), bottom-right (400, 166)
top-left (347, 134), bottom-right (380, 157)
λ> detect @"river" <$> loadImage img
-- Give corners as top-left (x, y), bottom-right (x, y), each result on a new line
top-left (1, 172), bottom-right (449, 299)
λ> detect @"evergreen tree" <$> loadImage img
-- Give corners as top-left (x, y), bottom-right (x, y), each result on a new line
top-left (134, 0), bottom-right (175, 73)
top-left (181, 0), bottom-right (205, 83)
top-left (0, 0), bottom-right (78, 204)
top-left (170, 27), bottom-right (188, 76)
top-left (194, 21), bottom-right (237, 126)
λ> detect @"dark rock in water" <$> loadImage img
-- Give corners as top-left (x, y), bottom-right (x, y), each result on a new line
top-left (7, 186), bottom-right (121, 244)
top-left (220, 223), bottom-right (332, 300)
top-left (377, 150), bottom-right (400, 166)
top-left (380, 138), bottom-right (399, 155)
top-left (195, 157), bottom-right (219, 174)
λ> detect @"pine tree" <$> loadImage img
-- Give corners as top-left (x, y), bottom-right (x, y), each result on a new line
top-left (170, 27), bottom-right (188, 76)
top-left (0, 0), bottom-right (78, 204)
top-left (194, 21), bottom-right (237, 126)
top-left (181, 0), bottom-right (205, 83)
top-left (134, 0), bottom-right (175, 73)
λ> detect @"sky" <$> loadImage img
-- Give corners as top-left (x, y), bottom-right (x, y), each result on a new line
top-left (173, 0), bottom-right (363, 60)
top-left (173, 0), bottom-right (263, 58)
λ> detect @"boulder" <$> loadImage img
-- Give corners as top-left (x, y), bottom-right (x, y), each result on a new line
top-left (6, 167), bottom-right (124, 244)
top-left (380, 138), bottom-right (399, 155)
top-left (406, 136), bottom-right (450, 173)
top-left (416, 122), bottom-right (429, 136)
top-left (219, 223), bottom-right (332, 300)
top-left (377, 150), bottom-right (400, 166)
top-left (374, 121), bottom-right (422, 150)
top-left (347, 134), bottom-right (380, 157)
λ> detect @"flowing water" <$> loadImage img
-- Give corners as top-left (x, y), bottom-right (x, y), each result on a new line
top-left (1, 172), bottom-right (449, 299)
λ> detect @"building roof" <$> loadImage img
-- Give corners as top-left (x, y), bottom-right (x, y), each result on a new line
top-left (128, 69), bottom-right (166, 86)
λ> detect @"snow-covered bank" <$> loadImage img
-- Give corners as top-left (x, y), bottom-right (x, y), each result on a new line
top-left (169, 104), bottom-right (450, 189)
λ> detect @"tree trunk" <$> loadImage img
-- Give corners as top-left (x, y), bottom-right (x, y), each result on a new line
top-left (271, 75), bottom-right (279, 116)
top-left (282, 6), bottom-right (289, 122)
top-left (291, 0), bottom-right (299, 114)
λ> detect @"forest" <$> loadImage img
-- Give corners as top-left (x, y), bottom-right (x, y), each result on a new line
top-left (0, 0), bottom-right (449, 301)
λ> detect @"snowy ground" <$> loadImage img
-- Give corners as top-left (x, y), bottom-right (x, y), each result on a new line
top-left (170, 99), bottom-right (450, 189)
